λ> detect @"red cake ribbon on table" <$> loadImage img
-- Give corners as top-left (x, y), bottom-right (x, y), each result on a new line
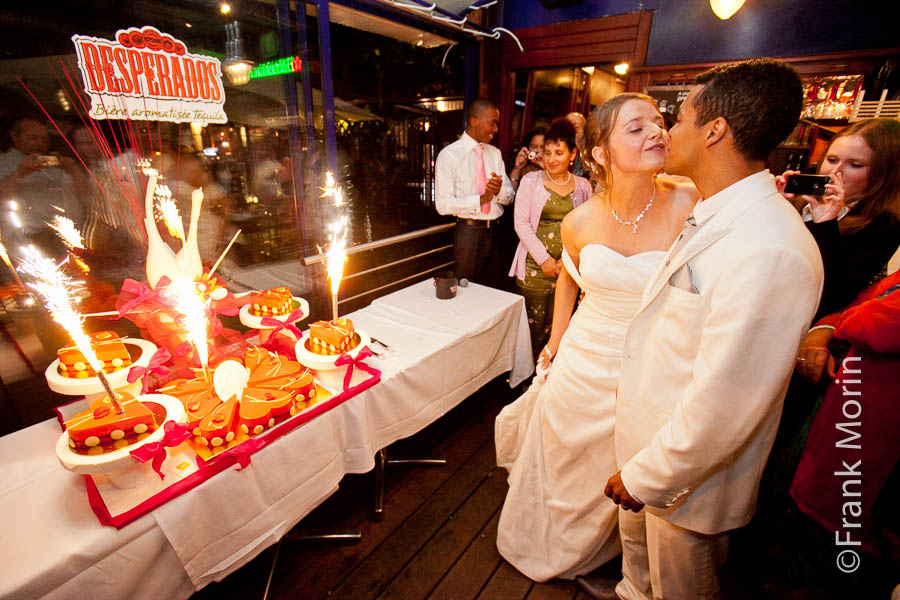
top-left (126, 347), bottom-right (172, 393)
top-left (129, 420), bottom-right (191, 480)
top-left (224, 437), bottom-right (267, 469)
top-left (117, 276), bottom-right (172, 318)
top-left (335, 347), bottom-right (378, 392)
top-left (260, 308), bottom-right (306, 340)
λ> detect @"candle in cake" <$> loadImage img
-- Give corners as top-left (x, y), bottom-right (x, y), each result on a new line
top-left (18, 246), bottom-right (125, 413)
top-left (156, 186), bottom-right (185, 242)
top-left (48, 216), bottom-right (90, 274)
top-left (0, 234), bottom-right (24, 288)
top-left (325, 215), bottom-right (348, 322)
top-left (170, 276), bottom-right (212, 391)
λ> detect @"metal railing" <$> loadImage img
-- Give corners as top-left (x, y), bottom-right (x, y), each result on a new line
top-left (301, 222), bottom-right (455, 305)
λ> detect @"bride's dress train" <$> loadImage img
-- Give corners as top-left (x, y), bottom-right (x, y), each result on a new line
top-left (495, 244), bottom-right (665, 581)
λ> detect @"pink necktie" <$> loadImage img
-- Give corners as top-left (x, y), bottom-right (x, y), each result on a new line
top-left (474, 144), bottom-right (490, 214)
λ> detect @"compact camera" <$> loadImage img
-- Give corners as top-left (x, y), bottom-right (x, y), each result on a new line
top-left (527, 150), bottom-right (538, 161)
top-left (36, 155), bottom-right (59, 167)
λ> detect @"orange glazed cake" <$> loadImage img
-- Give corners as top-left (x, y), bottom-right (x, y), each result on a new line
top-left (196, 397), bottom-right (238, 447)
top-left (238, 387), bottom-right (296, 435)
top-left (65, 393), bottom-right (157, 454)
top-left (158, 377), bottom-right (221, 437)
top-left (58, 330), bottom-right (132, 378)
top-left (248, 287), bottom-right (293, 317)
top-left (308, 318), bottom-right (355, 355)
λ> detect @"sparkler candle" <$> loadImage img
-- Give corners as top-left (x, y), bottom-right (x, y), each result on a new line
top-left (170, 276), bottom-right (212, 391)
top-left (49, 216), bottom-right (86, 250)
top-left (320, 171), bottom-right (349, 321)
top-left (19, 247), bottom-right (124, 413)
top-left (326, 216), bottom-right (348, 322)
top-left (0, 234), bottom-right (24, 288)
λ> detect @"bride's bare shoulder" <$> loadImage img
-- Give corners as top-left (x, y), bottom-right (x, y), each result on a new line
top-left (658, 174), bottom-right (700, 218)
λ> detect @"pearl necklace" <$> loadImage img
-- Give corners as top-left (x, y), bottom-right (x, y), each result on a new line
top-left (610, 185), bottom-right (656, 234)
top-left (547, 171), bottom-right (571, 186)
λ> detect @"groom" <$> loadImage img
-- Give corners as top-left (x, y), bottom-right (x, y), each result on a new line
top-left (603, 59), bottom-right (824, 599)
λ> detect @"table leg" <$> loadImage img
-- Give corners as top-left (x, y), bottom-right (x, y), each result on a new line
top-left (372, 447), bottom-right (447, 521)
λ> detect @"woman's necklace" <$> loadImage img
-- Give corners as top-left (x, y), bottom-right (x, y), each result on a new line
top-left (547, 171), bottom-right (571, 186)
top-left (610, 185), bottom-right (656, 234)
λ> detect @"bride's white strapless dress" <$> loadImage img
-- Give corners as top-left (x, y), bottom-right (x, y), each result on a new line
top-left (495, 244), bottom-right (665, 582)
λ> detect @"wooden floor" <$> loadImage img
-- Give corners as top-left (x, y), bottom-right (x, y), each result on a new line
top-left (190, 376), bottom-right (602, 600)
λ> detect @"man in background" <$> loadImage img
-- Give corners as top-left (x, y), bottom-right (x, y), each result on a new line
top-left (435, 99), bottom-right (514, 286)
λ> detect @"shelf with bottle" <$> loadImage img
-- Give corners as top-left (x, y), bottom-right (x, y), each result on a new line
top-left (800, 74), bottom-right (864, 121)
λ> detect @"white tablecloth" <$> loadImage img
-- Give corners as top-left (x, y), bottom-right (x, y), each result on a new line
top-left (0, 280), bottom-right (532, 600)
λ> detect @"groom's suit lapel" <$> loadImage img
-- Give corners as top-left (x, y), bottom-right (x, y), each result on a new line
top-left (638, 192), bottom-right (767, 313)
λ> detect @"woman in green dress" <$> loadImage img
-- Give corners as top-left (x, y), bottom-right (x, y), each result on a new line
top-left (509, 118), bottom-right (593, 361)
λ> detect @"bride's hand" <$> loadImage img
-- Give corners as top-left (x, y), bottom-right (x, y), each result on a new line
top-left (535, 345), bottom-right (556, 382)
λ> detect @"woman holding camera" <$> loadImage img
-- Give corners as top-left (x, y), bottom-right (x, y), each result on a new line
top-left (508, 118), bottom-right (592, 361)
top-left (777, 118), bottom-right (900, 325)
top-left (509, 126), bottom-right (547, 191)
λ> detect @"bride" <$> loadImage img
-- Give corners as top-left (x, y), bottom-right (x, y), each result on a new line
top-left (495, 93), bottom-right (699, 582)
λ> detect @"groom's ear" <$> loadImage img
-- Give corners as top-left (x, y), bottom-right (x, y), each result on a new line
top-left (704, 117), bottom-right (728, 148)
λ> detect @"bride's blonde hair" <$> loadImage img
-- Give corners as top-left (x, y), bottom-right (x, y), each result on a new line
top-left (583, 93), bottom-right (660, 198)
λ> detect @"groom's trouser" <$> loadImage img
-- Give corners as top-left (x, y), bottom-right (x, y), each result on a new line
top-left (615, 508), bottom-right (729, 600)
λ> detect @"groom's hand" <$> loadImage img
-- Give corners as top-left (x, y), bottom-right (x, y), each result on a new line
top-left (605, 471), bottom-right (644, 512)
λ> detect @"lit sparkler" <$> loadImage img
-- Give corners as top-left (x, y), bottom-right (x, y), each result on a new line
top-left (155, 185), bottom-right (184, 240)
top-left (49, 215), bottom-right (86, 250)
top-left (19, 246), bottom-right (123, 413)
top-left (0, 234), bottom-right (24, 288)
top-left (169, 277), bottom-right (212, 390)
top-left (325, 215), bottom-right (348, 321)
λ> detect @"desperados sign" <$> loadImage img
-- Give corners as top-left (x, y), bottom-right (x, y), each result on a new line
top-left (72, 26), bottom-right (227, 125)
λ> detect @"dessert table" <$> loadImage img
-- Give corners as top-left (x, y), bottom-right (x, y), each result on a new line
top-left (0, 280), bottom-right (532, 600)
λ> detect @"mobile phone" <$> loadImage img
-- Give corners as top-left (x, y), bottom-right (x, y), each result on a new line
top-left (36, 155), bottom-right (59, 167)
top-left (784, 174), bottom-right (830, 196)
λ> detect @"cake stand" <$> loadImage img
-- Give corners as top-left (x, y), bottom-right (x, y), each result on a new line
top-left (45, 338), bottom-right (159, 403)
top-left (239, 296), bottom-right (309, 344)
top-left (294, 330), bottom-right (371, 371)
top-left (55, 393), bottom-right (186, 488)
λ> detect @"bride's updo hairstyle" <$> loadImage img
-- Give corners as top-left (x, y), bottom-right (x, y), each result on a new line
top-left (583, 92), bottom-right (659, 195)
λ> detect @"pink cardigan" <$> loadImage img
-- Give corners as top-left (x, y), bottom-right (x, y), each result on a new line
top-left (508, 170), bottom-right (593, 280)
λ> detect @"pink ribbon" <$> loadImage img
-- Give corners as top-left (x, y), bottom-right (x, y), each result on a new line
top-left (126, 347), bottom-right (172, 393)
top-left (129, 420), bottom-right (191, 479)
top-left (224, 437), bottom-right (267, 469)
top-left (117, 276), bottom-right (171, 318)
top-left (260, 308), bottom-right (306, 341)
top-left (334, 347), bottom-right (378, 391)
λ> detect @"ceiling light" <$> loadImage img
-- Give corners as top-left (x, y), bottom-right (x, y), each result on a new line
top-left (220, 3), bottom-right (231, 15)
top-left (581, 66), bottom-right (595, 75)
top-left (710, 0), bottom-right (746, 20)
top-left (614, 63), bottom-right (629, 75)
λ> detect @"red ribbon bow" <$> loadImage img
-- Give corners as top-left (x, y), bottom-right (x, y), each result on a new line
top-left (334, 347), bottom-right (378, 391)
top-left (224, 437), bottom-right (267, 469)
top-left (117, 276), bottom-right (171, 318)
top-left (260, 308), bottom-right (306, 341)
top-left (126, 347), bottom-right (172, 393)
top-left (129, 420), bottom-right (191, 480)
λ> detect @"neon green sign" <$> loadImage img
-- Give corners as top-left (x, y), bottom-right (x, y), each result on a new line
top-left (249, 56), bottom-right (303, 79)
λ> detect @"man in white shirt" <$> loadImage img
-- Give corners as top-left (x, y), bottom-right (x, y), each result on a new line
top-left (602, 59), bottom-right (824, 599)
top-left (435, 99), bottom-right (514, 285)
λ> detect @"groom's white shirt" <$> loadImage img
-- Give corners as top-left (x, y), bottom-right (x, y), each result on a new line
top-left (616, 170), bottom-right (824, 534)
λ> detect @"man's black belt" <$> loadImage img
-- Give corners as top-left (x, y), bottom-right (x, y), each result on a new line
top-left (456, 217), bottom-right (497, 229)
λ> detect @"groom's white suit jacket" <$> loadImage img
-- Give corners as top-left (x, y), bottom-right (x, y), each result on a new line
top-left (617, 171), bottom-right (824, 535)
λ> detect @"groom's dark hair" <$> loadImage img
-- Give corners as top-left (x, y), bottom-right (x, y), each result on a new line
top-left (692, 58), bottom-right (802, 162)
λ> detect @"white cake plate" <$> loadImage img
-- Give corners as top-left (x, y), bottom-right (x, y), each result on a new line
top-left (45, 338), bottom-right (158, 400)
top-left (294, 329), bottom-right (371, 371)
top-left (239, 296), bottom-right (309, 332)
top-left (55, 393), bottom-right (186, 488)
